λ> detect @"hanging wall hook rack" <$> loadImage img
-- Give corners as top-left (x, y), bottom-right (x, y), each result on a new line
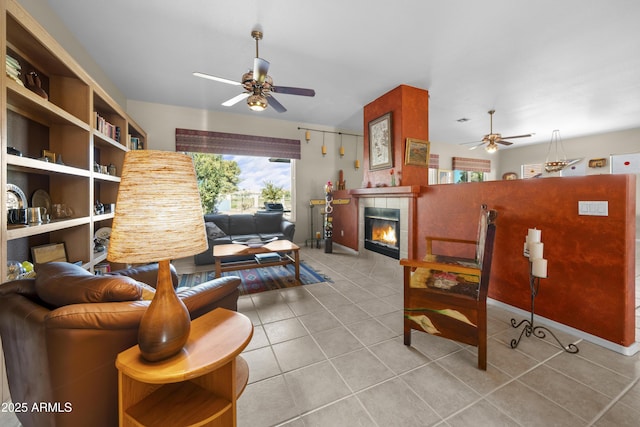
top-left (297, 127), bottom-right (362, 138)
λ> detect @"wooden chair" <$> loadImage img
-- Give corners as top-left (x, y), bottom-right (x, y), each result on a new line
top-left (400, 205), bottom-right (497, 370)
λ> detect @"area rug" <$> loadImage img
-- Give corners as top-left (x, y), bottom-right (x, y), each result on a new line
top-left (178, 261), bottom-right (331, 295)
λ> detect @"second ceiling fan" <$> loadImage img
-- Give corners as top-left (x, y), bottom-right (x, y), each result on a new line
top-left (194, 30), bottom-right (315, 113)
top-left (462, 110), bottom-right (533, 153)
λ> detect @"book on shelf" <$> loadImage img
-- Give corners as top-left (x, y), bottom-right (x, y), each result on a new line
top-left (94, 112), bottom-right (120, 141)
top-left (255, 253), bottom-right (281, 264)
top-left (5, 54), bottom-right (23, 86)
top-left (127, 135), bottom-right (143, 150)
top-left (5, 54), bottom-right (20, 69)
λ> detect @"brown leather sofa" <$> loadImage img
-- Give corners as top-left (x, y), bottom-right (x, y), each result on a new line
top-left (0, 262), bottom-right (241, 427)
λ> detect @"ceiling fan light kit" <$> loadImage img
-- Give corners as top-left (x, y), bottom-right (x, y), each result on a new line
top-left (247, 92), bottom-right (268, 111)
top-left (462, 110), bottom-right (533, 153)
top-left (194, 29), bottom-right (315, 113)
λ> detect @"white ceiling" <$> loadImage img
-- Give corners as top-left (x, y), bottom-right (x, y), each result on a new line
top-left (47, 0), bottom-right (640, 148)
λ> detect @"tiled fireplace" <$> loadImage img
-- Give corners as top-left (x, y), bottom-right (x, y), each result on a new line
top-left (364, 207), bottom-right (400, 259)
top-left (355, 194), bottom-right (411, 263)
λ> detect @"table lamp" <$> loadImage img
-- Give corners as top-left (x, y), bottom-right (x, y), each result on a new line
top-left (108, 150), bottom-right (208, 362)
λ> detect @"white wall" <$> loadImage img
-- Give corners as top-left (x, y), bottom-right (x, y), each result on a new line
top-left (498, 128), bottom-right (640, 178)
top-left (127, 100), bottom-right (364, 244)
top-left (17, 0), bottom-right (127, 108)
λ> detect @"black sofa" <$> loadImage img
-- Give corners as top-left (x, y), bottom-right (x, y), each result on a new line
top-left (194, 211), bottom-right (295, 266)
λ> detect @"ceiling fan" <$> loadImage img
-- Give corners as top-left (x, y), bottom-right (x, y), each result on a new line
top-left (462, 110), bottom-right (533, 153)
top-left (193, 30), bottom-right (315, 113)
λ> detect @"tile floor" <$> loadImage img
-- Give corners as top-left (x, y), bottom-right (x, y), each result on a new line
top-left (234, 244), bottom-right (640, 427)
top-left (1, 243), bottom-right (637, 427)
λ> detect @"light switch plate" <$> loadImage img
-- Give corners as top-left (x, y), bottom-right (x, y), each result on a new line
top-left (578, 201), bottom-right (608, 216)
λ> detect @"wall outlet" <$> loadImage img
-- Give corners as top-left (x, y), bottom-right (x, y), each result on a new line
top-left (578, 201), bottom-right (608, 216)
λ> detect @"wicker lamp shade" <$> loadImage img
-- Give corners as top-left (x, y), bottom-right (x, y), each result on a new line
top-left (108, 150), bottom-right (207, 362)
top-left (108, 150), bottom-right (207, 263)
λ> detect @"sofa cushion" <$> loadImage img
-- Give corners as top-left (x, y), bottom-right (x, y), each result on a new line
top-left (205, 222), bottom-right (227, 239)
top-left (35, 262), bottom-right (142, 307)
top-left (229, 215), bottom-right (257, 235)
top-left (204, 214), bottom-right (230, 234)
top-left (255, 212), bottom-right (283, 233)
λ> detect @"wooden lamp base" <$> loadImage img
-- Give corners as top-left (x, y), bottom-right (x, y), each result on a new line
top-left (138, 259), bottom-right (191, 362)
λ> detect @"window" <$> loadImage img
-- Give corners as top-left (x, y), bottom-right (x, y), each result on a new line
top-left (219, 155), bottom-right (292, 217)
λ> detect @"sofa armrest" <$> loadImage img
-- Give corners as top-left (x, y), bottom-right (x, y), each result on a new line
top-left (0, 278), bottom-right (38, 299)
top-left (108, 263), bottom-right (179, 289)
top-left (281, 220), bottom-right (295, 241)
top-left (178, 276), bottom-right (241, 318)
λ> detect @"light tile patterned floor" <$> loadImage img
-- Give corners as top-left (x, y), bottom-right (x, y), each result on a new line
top-left (235, 244), bottom-right (640, 427)
top-left (1, 244), bottom-right (637, 427)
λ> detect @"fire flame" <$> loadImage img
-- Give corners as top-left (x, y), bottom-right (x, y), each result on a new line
top-left (372, 225), bottom-right (397, 245)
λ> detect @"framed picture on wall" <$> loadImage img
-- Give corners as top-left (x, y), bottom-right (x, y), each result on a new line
top-left (404, 138), bottom-right (430, 167)
top-left (368, 112), bottom-right (393, 170)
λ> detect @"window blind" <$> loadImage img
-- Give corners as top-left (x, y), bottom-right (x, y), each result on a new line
top-left (451, 157), bottom-right (491, 172)
top-left (175, 128), bottom-right (301, 159)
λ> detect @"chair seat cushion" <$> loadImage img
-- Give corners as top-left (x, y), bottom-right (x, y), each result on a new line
top-left (35, 262), bottom-right (143, 307)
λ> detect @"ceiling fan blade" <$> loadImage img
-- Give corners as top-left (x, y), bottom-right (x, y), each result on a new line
top-left (468, 142), bottom-right (485, 150)
top-left (272, 86), bottom-right (316, 97)
top-left (268, 95), bottom-right (287, 113)
top-left (497, 140), bottom-right (514, 146)
top-left (253, 58), bottom-right (270, 84)
top-left (193, 72), bottom-right (241, 86)
top-left (501, 133), bottom-right (533, 139)
top-left (222, 92), bottom-right (249, 107)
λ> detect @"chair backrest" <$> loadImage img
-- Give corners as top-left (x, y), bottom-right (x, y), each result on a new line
top-left (475, 204), bottom-right (497, 267)
top-left (477, 206), bottom-right (498, 299)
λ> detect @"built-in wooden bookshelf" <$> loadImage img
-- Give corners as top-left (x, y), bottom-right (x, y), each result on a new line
top-left (1, 0), bottom-right (147, 280)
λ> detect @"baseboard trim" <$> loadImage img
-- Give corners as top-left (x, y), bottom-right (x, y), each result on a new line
top-left (488, 299), bottom-right (639, 356)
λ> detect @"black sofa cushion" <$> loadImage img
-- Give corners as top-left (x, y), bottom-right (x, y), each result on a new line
top-left (255, 212), bottom-right (283, 233)
top-left (229, 215), bottom-right (257, 235)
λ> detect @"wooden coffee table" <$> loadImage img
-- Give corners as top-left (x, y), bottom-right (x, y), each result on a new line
top-left (213, 240), bottom-right (300, 281)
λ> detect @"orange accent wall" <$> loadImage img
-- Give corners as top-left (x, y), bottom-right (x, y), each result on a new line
top-left (415, 175), bottom-right (636, 346)
top-left (363, 85), bottom-right (429, 188)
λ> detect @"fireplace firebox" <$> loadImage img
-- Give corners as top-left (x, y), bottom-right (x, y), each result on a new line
top-left (364, 207), bottom-right (400, 259)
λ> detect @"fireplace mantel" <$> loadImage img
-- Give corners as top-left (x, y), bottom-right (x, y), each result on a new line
top-left (349, 185), bottom-right (425, 198)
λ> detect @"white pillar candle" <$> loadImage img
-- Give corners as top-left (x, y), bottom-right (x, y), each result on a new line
top-left (529, 242), bottom-right (544, 260)
top-left (527, 228), bottom-right (541, 244)
top-left (532, 258), bottom-right (548, 278)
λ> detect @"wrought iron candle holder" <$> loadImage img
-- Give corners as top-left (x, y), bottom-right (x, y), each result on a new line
top-left (510, 228), bottom-right (579, 354)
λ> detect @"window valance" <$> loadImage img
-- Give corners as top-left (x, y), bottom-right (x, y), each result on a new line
top-left (429, 153), bottom-right (439, 169)
top-left (452, 157), bottom-right (491, 172)
top-left (175, 128), bottom-right (301, 159)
